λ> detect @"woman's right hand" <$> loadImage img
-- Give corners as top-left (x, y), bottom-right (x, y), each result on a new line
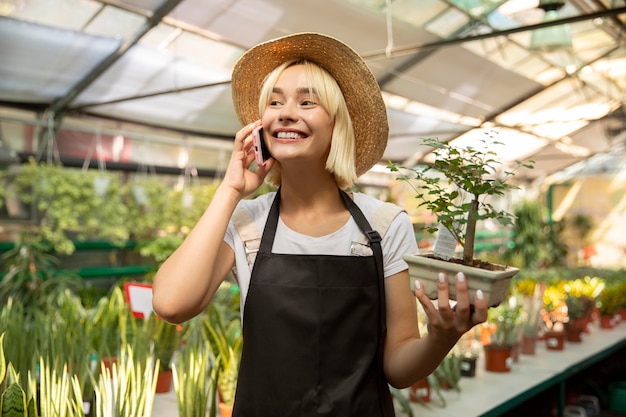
top-left (220, 121), bottom-right (275, 199)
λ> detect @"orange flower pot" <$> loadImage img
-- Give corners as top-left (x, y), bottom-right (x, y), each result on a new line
top-left (484, 344), bottom-right (513, 373)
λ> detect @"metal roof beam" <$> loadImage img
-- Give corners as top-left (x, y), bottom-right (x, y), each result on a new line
top-left (47, 0), bottom-right (185, 116)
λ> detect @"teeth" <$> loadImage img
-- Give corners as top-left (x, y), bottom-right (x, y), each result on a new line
top-left (276, 131), bottom-right (304, 139)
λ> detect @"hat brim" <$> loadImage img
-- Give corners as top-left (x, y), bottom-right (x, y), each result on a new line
top-left (231, 32), bottom-right (388, 177)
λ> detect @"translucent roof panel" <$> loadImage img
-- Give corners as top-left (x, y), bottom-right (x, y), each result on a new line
top-left (0, 17), bottom-right (121, 103)
top-left (0, 0), bottom-right (625, 183)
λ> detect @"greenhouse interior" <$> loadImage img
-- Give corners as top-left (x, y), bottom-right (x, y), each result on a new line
top-left (1, 0), bottom-right (626, 416)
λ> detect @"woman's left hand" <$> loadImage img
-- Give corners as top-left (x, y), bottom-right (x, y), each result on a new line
top-left (414, 272), bottom-right (488, 346)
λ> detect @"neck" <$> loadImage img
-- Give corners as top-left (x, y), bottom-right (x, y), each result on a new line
top-left (279, 169), bottom-right (346, 216)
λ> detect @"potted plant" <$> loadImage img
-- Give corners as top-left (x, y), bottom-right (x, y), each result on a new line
top-left (205, 306), bottom-right (242, 417)
top-left (91, 344), bottom-right (159, 417)
top-left (172, 316), bottom-right (216, 417)
top-left (517, 279), bottom-right (546, 355)
top-left (483, 296), bottom-right (522, 372)
top-left (597, 283), bottom-right (622, 329)
top-left (454, 328), bottom-right (481, 377)
top-left (541, 282), bottom-right (568, 351)
top-left (563, 278), bottom-right (596, 342)
top-left (10, 158), bottom-right (130, 255)
top-left (388, 131), bottom-right (534, 307)
top-left (150, 314), bottom-right (182, 393)
top-left (0, 332), bottom-right (38, 417)
top-left (90, 286), bottom-right (127, 369)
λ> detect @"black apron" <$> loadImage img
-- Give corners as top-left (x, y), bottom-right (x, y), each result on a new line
top-left (232, 189), bottom-right (395, 417)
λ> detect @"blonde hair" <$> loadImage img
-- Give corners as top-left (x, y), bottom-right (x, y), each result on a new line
top-left (258, 60), bottom-right (357, 189)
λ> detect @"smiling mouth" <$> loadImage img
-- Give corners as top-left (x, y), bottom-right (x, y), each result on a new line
top-left (276, 131), bottom-right (305, 140)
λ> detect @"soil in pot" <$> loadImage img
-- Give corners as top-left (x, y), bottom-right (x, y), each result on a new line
top-left (404, 252), bottom-right (519, 307)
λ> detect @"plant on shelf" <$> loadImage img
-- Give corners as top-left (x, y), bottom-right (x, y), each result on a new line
top-left (388, 131), bottom-right (533, 306)
top-left (38, 356), bottom-right (85, 417)
top-left (563, 278), bottom-right (596, 334)
top-left (149, 313), bottom-right (182, 393)
top-left (0, 332), bottom-right (38, 417)
top-left (91, 344), bottom-right (159, 417)
top-left (90, 286), bottom-right (127, 365)
top-left (483, 296), bottom-right (523, 372)
top-left (504, 200), bottom-right (547, 269)
top-left (10, 158), bottom-right (129, 255)
top-left (122, 175), bottom-right (170, 241)
top-left (428, 353), bottom-right (462, 402)
top-left (597, 282), bottom-right (623, 328)
top-left (0, 231), bottom-right (82, 311)
top-left (172, 316), bottom-right (216, 417)
top-left (205, 305), bottom-right (243, 417)
top-left (453, 328), bottom-right (482, 377)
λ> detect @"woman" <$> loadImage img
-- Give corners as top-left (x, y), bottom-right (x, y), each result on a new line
top-left (152, 32), bottom-right (487, 416)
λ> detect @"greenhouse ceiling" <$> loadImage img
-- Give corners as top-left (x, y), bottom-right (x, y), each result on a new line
top-left (0, 0), bottom-right (625, 184)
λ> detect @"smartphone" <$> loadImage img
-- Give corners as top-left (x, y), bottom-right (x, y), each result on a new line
top-left (252, 126), bottom-right (272, 166)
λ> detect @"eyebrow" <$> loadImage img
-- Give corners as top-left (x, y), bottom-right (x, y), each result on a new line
top-left (272, 87), bottom-right (319, 96)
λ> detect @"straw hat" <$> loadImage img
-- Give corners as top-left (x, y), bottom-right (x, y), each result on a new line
top-left (231, 32), bottom-right (388, 177)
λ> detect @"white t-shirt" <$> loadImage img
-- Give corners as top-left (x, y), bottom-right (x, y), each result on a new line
top-left (224, 192), bottom-right (418, 316)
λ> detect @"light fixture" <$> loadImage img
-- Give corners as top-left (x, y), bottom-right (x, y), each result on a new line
top-left (529, 0), bottom-right (572, 52)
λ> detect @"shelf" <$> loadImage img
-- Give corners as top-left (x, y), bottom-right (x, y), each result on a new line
top-left (413, 323), bottom-right (626, 417)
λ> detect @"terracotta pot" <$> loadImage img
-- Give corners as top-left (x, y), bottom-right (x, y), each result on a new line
top-left (511, 342), bottom-right (520, 362)
top-left (578, 316), bottom-right (592, 333)
top-left (100, 356), bottom-right (117, 375)
top-left (521, 335), bottom-right (537, 355)
top-left (155, 369), bottom-right (172, 393)
top-left (566, 323), bottom-right (584, 343)
top-left (484, 344), bottom-right (513, 373)
top-left (219, 402), bottom-right (233, 417)
top-left (410, 378), bottom-right (431, 403)
top-left (600, 314), bottom-right (615, 329)
top-left (545, 331), bottom-right (566, 350)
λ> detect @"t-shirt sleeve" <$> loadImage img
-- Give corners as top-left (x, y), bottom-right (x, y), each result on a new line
top-left (382, 211), bottom-right (418, 278)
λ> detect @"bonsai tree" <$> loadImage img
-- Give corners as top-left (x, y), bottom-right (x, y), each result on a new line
top-left (389, 131), bottom-right (534, 266)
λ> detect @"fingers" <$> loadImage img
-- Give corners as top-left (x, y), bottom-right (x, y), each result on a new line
top-left (413, 279), bottom-right (438, 317)
top-left (234, 121), bottom-right (262, 152)
top-left (414, 271), bottom-right (489, 334)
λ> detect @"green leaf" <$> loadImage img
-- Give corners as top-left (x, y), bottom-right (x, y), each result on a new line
top-left (1, 383), bottom-right (27, 417)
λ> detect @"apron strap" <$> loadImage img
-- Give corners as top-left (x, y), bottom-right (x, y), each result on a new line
top-left (232, 206), bottom-right (262, 269)
top-left (339, 190), bottom-right (395, 416)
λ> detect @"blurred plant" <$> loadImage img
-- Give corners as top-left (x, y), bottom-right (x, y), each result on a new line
top-left (11, 159), bottom-right (129, 254)
top-left (92, 344), bottom-right (158, 417)
top-left (172, 316), bottom-right (217, 417)
top-left (0, 231), bottom-right (81, 310)
top-left (205, 305), bottom-right (242, 408)
top-left (597, 283), bottom-right (623, 316)
top-left (521, 282), bottom-right (546, 338)
top-left (487, 296), bottom-right (523, 346)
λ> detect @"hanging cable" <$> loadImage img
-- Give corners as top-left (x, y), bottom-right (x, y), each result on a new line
top-left (385, 0), bottom-right (394, 58)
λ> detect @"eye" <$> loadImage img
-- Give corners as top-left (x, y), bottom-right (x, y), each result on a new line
top-left (301, 99), bottom-right (316, 106)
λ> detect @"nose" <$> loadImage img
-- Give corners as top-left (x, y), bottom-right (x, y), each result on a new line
top-left (278, 100), bottom-right (298, 122)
